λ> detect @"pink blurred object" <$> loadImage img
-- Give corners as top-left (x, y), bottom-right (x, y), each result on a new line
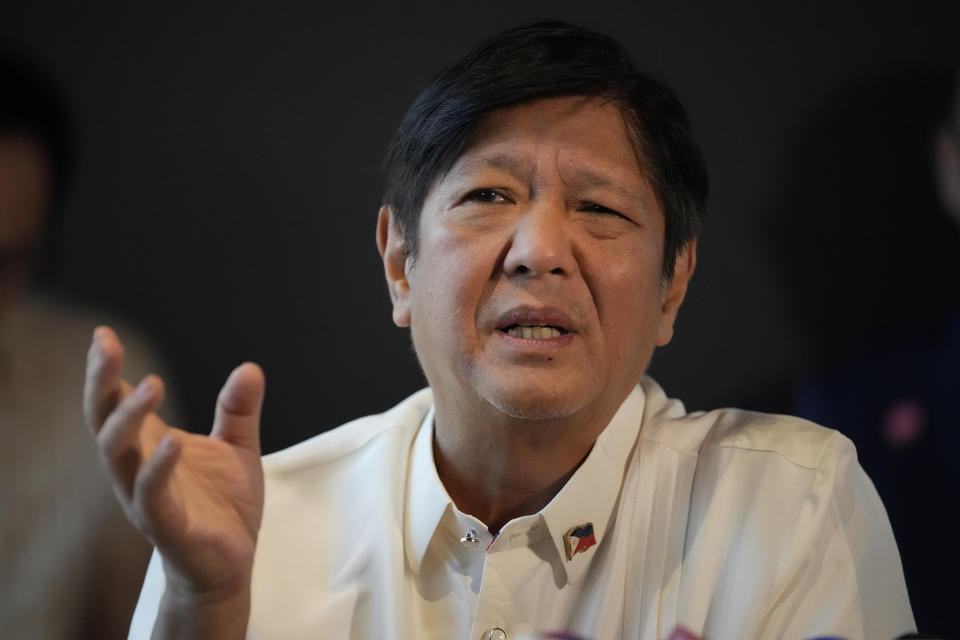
top-left (882, 398), bottom-right (927, 448)
top-left (516, 625), bottom-right (700, 640)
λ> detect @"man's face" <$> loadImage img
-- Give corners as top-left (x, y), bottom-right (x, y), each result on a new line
top-left (380, 96), bottom-right (694, 424)
top-left (0, 134), bottom-right (50, 317)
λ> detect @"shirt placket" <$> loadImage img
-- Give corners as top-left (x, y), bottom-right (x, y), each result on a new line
top-left (470, 544), bottom-right (514, 640)
top-left (467, 518), bottom-right (543, 640)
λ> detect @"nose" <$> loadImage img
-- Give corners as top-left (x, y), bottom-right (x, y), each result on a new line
top-left (502, 201), bottom-right (577, 277)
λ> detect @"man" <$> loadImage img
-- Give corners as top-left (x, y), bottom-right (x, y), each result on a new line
top-left (85, 22), bottom-right (915, 639)
top-left (0, 48), bottom-right (177, 638)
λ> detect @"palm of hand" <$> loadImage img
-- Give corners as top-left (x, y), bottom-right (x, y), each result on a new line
top-left (138, 415), bottom-right (265, 596)
top-left (85, 326), bottom-right (267, 600)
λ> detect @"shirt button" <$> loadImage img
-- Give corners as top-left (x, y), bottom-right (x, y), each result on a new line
top-left (482, 628), bottom-right (507, 640)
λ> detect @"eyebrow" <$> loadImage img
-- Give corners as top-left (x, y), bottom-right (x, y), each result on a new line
top-left (448, 153), bottom-right (532, 180)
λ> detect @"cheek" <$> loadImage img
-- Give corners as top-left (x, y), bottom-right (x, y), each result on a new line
top-left (413, 227), bottom-right (499, 329)
top-left (581, 239), bottom-right (663, 323)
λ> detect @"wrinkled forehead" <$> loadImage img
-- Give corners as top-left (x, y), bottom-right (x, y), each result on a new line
top-left (433, 96), bottom-right (654, 200)
top-left (465, 95), bottom-right (646, 163)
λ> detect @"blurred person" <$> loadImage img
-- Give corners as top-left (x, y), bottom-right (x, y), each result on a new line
top-left (936, 73), bottom-right (960, 227)
top-left (0, 48), bottom-right (180, 638)
top-left (87, 23), bottom-right (914, 640)
top-left (791, 69), bottom-right (960, 635)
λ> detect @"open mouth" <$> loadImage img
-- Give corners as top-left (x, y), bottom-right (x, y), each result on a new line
top-left (502, 323), bottom-right (569, 339)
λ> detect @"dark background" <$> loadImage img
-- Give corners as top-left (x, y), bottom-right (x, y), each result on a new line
top-left (0, 2), bottom-right (956, 443)
top-left (3, 0), bottom-right (960, 634)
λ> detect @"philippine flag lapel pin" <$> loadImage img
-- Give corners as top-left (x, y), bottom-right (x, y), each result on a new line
top-left (563, 522), bottom-right (596, 561)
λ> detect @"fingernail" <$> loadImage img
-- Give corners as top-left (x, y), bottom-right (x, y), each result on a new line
top-left (157, 433), bottom-right (173, 454)
top-left (135, 377), bottom-right (152, 400)
top-left (89, 330), bottom-right (101, 355)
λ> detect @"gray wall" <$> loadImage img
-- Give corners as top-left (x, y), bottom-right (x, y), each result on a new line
top-left (2, 2), bottom-right (957, 453)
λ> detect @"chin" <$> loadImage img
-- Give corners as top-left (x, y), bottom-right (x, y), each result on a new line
top-left (478, 380), bottom-right (587, 422)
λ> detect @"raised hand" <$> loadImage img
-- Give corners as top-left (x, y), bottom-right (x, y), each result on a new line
top-left (84, 326), bottom-right (266, 638)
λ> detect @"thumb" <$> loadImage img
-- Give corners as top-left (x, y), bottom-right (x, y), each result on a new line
top-left (210, 362), bottom-right (265, 452)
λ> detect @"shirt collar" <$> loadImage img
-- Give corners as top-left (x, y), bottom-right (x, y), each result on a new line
top-left (403, 385), bottom-right (647, 585)
top-left (539, 384), bottom-right (646, 585)
top-left (404, 405), bottom-right (450, 575)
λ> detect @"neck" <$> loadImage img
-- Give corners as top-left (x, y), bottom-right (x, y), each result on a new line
top-left (431, 394), bottom-right (624, 534)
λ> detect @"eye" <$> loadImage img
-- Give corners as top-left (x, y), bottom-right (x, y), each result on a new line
top-left (580, 201), bottom-right (623, 217)
top-left (465, 189), bottom-right (509, 204)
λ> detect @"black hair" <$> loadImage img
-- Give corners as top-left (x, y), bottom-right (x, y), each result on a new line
top-left (0, 47), bottom-right (72, 206)
top-left (382, 20), bottom-right (708, 280)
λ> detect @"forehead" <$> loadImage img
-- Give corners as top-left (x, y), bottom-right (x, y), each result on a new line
top-left (467, 95), bottom-right (641, 162)
top-left (435, 96), bottom-right (654, 204)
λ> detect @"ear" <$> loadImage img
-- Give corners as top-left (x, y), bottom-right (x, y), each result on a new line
top-left (657, 239), bottom-right (697, 347)
top-left (376, 205), bottom-right (412, 327)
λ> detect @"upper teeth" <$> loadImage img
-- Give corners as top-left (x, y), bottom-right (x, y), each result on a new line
top-left (507, 325), bottom-right (562, 339)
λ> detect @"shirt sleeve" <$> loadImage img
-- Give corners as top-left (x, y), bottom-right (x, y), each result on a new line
top-left (768, 432), bottom-right (916, 640)
top-left (127, 549), bottom-right (166, 639)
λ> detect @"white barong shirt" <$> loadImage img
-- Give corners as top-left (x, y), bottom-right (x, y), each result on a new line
top-left (130, 377), bottom-right (915, 640)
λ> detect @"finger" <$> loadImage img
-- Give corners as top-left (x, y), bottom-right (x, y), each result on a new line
top-left (132, 431), bottom-right (183, 540)
top-left (98, 374), bottom-right (166, 495)
top-left (84, 326), bottom-right (127, 434)
top-left (210, 362), bottom-right (265, 452)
